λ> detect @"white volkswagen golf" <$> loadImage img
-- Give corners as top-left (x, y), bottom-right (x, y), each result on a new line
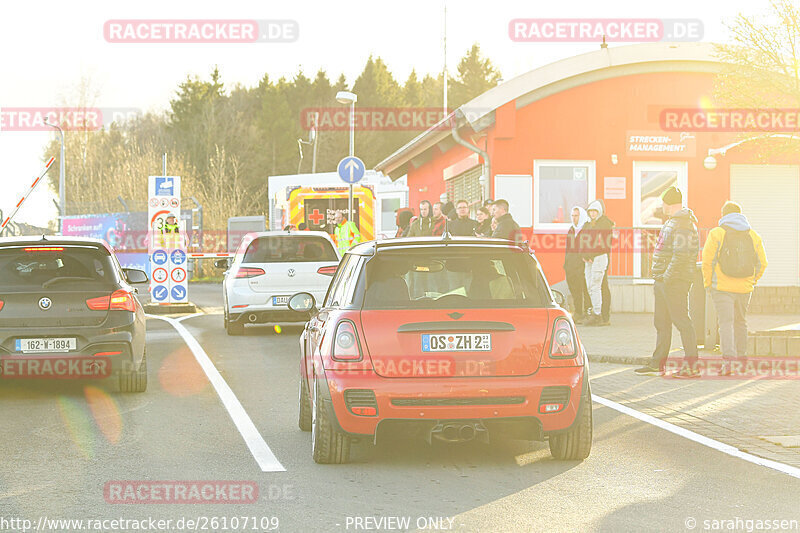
top-left (219, 231), bottom-right (340, 335)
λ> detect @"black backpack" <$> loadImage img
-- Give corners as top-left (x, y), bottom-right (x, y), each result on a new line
top-left (718, 227), bottom-right (757, 278)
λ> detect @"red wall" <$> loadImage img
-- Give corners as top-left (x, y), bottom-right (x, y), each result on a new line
top-left (405, 71), bottom-right (800, 284)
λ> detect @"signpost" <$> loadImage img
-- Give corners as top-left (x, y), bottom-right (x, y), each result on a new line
top-left (148, 175), bottom-right (187, 304)
top-left (337, 156), bottom-right (365, 221)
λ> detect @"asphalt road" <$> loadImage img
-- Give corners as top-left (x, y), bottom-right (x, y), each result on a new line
top-left (1, 283), bottom-right (799, 533)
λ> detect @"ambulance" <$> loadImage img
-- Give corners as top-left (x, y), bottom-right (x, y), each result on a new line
top-left (268, 171), bottom-right (409, 240)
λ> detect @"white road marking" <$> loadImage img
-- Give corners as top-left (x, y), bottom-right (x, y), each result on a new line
top-left (147, 314), bottom-right (286, 472)
top-left (593, 394), bottom-right (800, 480)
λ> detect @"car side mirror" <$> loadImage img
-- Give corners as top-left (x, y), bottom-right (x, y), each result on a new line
top-left (288, 292), bottom-right (316, 313)
top-left (214, 258), bottom-right (231, 269)
top-left (123, 268), bottom-right (149, 284)
top-left (552, 289), bottom-right (566, 307)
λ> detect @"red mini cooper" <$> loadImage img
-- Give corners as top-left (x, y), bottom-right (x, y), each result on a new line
top-left (289, 236), bottom-right (592, 464)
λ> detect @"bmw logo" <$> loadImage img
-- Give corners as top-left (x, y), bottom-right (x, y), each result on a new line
top-left (287, 269), bottom-right (296, 277)
top-left (38, 297), bottom-right (52, 311)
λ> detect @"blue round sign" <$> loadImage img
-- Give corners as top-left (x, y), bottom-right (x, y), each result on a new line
top-left (152, 250), bottom-right (168, 265)
top-left (337, 156), bottom-right (365, 184)
top-left (170, 249), bottom-right (186, 265)
top-left (171, 285), bottom-right (186, 300)
top-left (152, 285), bottom-right (168, 301)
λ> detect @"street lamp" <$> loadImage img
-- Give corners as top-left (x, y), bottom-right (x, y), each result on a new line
top-left (336, 90), bottom-right (357, 220)
top-left (44, 118), bottom-right (65, 233)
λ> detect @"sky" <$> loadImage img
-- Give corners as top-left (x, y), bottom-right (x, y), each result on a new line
top-left (0, 0), bottom-right (776, 227)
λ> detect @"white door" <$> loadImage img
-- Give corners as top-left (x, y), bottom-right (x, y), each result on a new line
top-left (730, 165), bottom-right (800, 286)
top-left (632, 161), bottom-right (689, 278)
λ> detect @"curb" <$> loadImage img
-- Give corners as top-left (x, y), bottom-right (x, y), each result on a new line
top-left (588, 354), bottom-right (649, 366)
top-left (143, 303), bottom-right (198, 315)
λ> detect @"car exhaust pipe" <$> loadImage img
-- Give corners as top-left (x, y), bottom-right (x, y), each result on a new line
top-left (248, 313), bottom-right (258, 323)
top-left (428, 421), bottom-right (488, 444)
top-left (459, 424), bottom-right (475, 441)
top-left (442, 424), bottom-right (459, 441)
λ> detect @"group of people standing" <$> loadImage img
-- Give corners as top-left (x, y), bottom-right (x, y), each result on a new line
top-left (633, 187), bottom-right (768, 378)
top-left (395, 198), bottom-right (521, 241)
top-left (563, 199), bottom-right (615, 326)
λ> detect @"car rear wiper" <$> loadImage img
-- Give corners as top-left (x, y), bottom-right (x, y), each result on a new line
top-left (41, 276), bottom-right (97, 288)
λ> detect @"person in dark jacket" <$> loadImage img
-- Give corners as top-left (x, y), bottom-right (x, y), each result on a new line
top-left (408, 200), bottom-right (433, 237)
top-left (442, 201), bottom-right (456, 222)
top-left (491, 199), bottom-right (522, 243)
top-left (474, 206), bottom-right (492, 237)
top-left (580, 199), bottom-right (614, 326)
top-left (635, 186), bottom-right (700, 377)
top-left (564, 206), bottom-right (591, 323)
top-left (395, 209), bottom-right (414, 238)
top-left (449, 199), bottom-right (478, 236)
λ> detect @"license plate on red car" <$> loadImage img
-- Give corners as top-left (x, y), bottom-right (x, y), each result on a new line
top-left (421, 333), bottom-right (491, 352)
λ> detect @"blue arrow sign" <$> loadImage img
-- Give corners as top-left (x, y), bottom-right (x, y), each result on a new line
top-left (152, 250), bottom-right (168, 265)
top-left (170, 249), bottom-right (186, 265)
top-left (337, 156), bottom-right (365, 184)
top-left (171, 285), bottom-right (186, 300)
top-left (152, 285), bottom-right (168, 301)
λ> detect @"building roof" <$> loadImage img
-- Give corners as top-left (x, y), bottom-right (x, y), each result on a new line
top-left (374, 42), bottom-right (723, 179)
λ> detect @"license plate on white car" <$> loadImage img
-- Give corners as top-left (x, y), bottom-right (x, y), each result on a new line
top-left (272, 296), bottom-right (290, 305)
top-left (421, 333), bottom-right (491, 352)
top-left (15, 338), bottom-right (77, 353)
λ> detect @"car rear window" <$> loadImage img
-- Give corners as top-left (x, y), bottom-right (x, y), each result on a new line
top-left (243, 236), bottom-right (338, 263)
top-left (0, 245), bottom-right (117, 289)
top-left (361, 247), bottom-right (551, 309)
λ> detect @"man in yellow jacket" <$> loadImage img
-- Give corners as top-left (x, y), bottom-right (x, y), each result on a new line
top-left (333, 210), bottom-right (361, 255)
top-left (701, 201), bottom-right (767, 367)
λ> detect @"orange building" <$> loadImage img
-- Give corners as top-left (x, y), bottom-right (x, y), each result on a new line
top-left (375, 42), bottom-right (799, 313)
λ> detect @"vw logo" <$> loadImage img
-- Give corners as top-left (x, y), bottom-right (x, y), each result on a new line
top-left (287, 269), bottom-right (296, 277)
top-left (38, 297), bottom-right (52, 311)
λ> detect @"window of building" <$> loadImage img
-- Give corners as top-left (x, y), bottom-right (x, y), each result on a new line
top-left (445, 166), bottom-right (483, 214)
top-left (533, 160), bottom-right (596, 230)
top-left (632, 161), bottom-right (688, 279)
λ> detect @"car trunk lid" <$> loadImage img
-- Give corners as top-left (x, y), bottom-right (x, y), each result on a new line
top-left (360, 308), bottom-right (548, 377)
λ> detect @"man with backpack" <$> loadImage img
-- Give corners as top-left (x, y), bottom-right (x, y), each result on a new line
top-left (701, 201), bottom-right (768, 371)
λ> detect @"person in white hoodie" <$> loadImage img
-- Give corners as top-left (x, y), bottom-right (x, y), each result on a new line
top-left (563, 206), bottom-right (590, 322)
top-left (580, 199), bottom-right (614, 326)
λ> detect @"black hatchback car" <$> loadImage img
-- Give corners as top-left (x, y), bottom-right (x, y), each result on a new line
top-left (0, 237), bottom-right (148, 391)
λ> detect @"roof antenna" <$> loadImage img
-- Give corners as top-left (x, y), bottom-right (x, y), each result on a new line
top-left (441, 220), bottom-right (452, 242)
top-left (600, 35), bottom-right (608, 49)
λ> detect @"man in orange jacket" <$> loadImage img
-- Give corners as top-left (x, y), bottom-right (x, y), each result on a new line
top-left (701, 201), bottom-right (768, 370)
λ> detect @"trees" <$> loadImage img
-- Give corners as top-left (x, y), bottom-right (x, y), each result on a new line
top-left (714, 0), bottom-right (800, 156)
top-left (43, 46), bottom-right (502, 230)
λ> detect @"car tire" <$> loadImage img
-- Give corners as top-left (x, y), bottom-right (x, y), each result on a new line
top-left (119, 351), bottom-right (148, 393)
top-left (311, 380), bottom-right (350, 464)
top-left (225, 316), bottom-right (244, 336)
top-left (549, 384), bottom-right (592, 460)
top-left (298, 379), bottom-right (312, 432)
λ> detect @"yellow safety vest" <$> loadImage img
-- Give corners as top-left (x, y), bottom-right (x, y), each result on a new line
top-left (334, 220), bottom-right (361, 254)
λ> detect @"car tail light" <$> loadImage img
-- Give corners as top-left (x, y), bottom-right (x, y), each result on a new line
top-left (351, 406), bottom-right (377, 416)
top-left (94, 351), bottom-right (122, 357)
top-left (236, 267), bottom-right (265, 279)
top-left (86, 290), bottom-right (136, 312)
top-left (550, 318), bottom-right (576, 358)
top-left (86, 295), bottom-right (110, 310)
top-left (23, 247), bottom-right (64, 252)
top-left (110, 290), bottom-right (137, 312)
top-left (332, 320), bottom-right (362, 361)
top-left (0, 300), bottom-right (4, 312)
top-left (317, 265), bottom-right (338, 276)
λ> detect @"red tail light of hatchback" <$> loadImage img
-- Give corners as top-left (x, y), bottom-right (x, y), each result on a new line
top-left (332, 320), bottom-right (362, 362)
top-left (86, 290), bottom-right (137, 312)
